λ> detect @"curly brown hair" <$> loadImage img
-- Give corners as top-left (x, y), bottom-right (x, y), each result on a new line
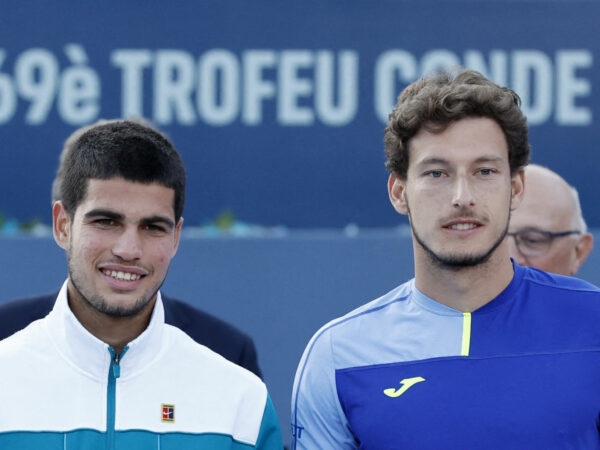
top-left (384, 68), bottom-right (530, 179)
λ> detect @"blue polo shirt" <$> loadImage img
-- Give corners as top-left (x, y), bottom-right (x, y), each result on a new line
top-left (292, 263), bottom-right (600, 449)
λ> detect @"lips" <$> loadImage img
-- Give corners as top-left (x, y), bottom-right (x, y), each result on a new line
top-left (447, 223), bottom-right (478, 231)
top-left (443, 218), bottom-right (483, 231)
top-left (101, 269), bottom-right (142, 281)
top-left (98, 263), bottom-right (148, 284)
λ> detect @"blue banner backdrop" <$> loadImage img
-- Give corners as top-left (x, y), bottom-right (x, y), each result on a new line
top-left (0, 1), bottom-right (598, 229)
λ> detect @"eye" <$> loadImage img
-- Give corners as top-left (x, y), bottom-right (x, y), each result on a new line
top-left (95, 218), bottom-right (116, 227)
top-left (478, 168), bottom-right (496, 176)
top-left (426, 170), bottom-right (443, 178)
top-left (145, 223), bottom-right (168, 233)
top-left (519, 233), bottom-right (547, 246)
top-left (521, 236), bottom-right (538, 245)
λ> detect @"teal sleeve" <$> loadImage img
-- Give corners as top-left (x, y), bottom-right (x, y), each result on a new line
top-left (255, 394), bottom-right (284, 449)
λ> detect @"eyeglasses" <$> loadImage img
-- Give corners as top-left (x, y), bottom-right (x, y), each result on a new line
top-left (507, 228), bottom-right (580, 257)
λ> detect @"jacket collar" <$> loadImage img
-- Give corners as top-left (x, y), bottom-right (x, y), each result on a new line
top-left (45, 280), bottom-right (166, 380)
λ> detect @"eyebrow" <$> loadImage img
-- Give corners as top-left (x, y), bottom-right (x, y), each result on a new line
top-left (84, 209), bottom-right (176, 229)
top-left (417, 156), bottom-right (505, 167)
top-left (417, 157), bottom-right (449, 167)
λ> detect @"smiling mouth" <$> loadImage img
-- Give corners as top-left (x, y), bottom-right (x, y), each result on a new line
top-left (101, 269), bottom-right (142, 281)
top-left (447, 223), bottom-right (479, 231)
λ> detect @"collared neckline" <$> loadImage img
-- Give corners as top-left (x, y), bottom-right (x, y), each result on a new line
top-left (44, 280), bottom-right (166, 381)
top-left (410, 263), bottom-right (525, 315)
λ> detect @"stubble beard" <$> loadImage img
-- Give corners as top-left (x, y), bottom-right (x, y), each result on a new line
top-left (407, 202), bottom-right (510, 272)
top-left (67, 255), bottom-right (159, 318)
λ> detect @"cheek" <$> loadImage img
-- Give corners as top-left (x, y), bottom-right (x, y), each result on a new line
top-left (152, 242), bottom-right (177, 266)
top-left (79, 235), bottom-right (107, 255)
top-left (157, 255), bottom-right (169, 266)
top-left (72, 231), bottom-right (112, 262)
top-left (549, 244), bottom-right (574, 263)
top-left (406, 185), bottom-right (441, 208)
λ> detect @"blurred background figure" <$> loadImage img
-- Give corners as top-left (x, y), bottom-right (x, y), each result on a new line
top-left (507, 164), bottom-right (594, 276)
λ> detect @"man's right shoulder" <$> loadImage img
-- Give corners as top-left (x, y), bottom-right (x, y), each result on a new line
top-left (161, 295), bottom-right (263, 378)
top-left (300, 280), bottom-right (414, 359)
top-left (319, 281), bottom-right (414, 333)
top-left (0, 294), bottom-right (56, 340)
top-left (163, 296), bottom-right (253, 340)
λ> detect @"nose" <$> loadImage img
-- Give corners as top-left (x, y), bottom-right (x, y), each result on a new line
top-left (112, 227), bottom-right (143, 261)
top-left (451, 176), bottom-right (475, 208)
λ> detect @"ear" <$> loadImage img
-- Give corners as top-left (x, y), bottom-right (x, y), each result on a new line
top-left (388, 174), bottom-right (409, 215)
top-left (509, 168), bottom-right (525, 212)
top-left (572, 232), bottom-right (594, 274)
top-left (52, 201), bottom-right (71, 250)
top-left (171, 217), bottom-right (184, 256)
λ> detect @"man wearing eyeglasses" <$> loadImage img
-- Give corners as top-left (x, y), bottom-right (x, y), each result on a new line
top-left (507, 164), bottom-right (594, 276)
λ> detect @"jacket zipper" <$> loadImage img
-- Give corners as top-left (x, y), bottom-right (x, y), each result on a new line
top-left (107, 346), bottom-right (128, 450)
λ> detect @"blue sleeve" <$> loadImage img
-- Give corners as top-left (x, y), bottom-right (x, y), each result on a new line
top-left (291, 328), bottom-right (356, 449)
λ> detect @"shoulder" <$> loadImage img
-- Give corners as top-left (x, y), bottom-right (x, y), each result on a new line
top-left (290, 285), bottom-right (418, 450)
top-left (311, 281), bottom-right (414, 344)
top-left (0, 294), bottom-right (56, 340)
top-left (0, 316), bottom-right (48, 359)
top-left (0, 294), bottom-right (55, 316)
top-left (163, 324), bottom-right (265, 390)
top-left (163, 296), bottom-right (254, 343)
top-left (297, 281), bottom-right (414, 371)
top-left (161, 295), bottom-right (262, 377)
top-left (520, 266), bottom-right (600, 299)
top-left (511, 266), bottom-right (600, 331)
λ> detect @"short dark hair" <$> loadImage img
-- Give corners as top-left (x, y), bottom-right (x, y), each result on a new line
top-left (56, 120), bottom-right (186, 221)
top-left (384, 68), bottom-right (530, 179)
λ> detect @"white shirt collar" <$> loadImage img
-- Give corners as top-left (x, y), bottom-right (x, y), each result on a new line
top-left (44, 280), bottom-right (167, 380)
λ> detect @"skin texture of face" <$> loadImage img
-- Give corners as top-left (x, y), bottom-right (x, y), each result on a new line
top-left (53, 177), bottom-right (182, 350)
top-left (388, 117), bottom-right (524, 311)
top-left (507, 165), bottom-right (593, 275)
top-left (390, 117), bottom-right (521, 268)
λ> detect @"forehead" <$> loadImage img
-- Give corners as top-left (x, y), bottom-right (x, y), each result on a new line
top-left (409, 117), bottom-right (509, 167)
top-left (78, 178), bottom-right (176, 219)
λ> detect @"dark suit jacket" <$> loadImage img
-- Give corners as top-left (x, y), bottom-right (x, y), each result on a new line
top-left (0, 293), bottom-right (262, 378)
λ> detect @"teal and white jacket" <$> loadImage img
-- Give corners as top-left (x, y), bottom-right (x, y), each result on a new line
top-left (0, 281), bottom-right (282, 449)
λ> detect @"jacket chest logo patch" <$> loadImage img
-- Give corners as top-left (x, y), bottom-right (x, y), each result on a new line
top-left (161, 404), bottom-right (175, 422)
top-left (383, 376), bottom-right (426, 398)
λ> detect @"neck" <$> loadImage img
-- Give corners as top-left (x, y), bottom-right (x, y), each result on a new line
top-left (413, 246), bottom-right (515, 312)
top-left (67, 287), bottom-right (155, 354)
